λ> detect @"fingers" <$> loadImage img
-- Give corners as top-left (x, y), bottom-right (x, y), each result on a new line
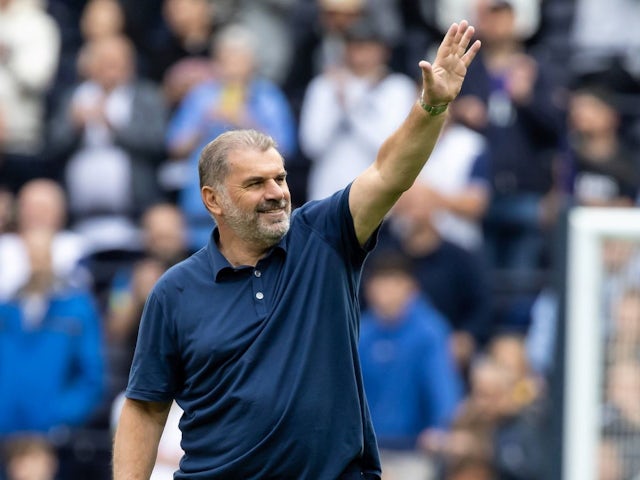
top-left (440, 22), bottom-right (460, 52)
top-left (440, 21), bottom-right (477, 58)
top-left (462, 40), bottom-right (482, 68)
top-left (457, 23), bottom-right (475, 54)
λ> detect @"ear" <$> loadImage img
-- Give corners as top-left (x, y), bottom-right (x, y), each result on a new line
top-left (201, 185), bottom-right (223, 216)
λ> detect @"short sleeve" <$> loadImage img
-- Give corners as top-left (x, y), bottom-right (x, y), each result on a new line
top-left (126, 291), bottom-right (180, 402)
top-left (295, 184), bottom-right (379, 268)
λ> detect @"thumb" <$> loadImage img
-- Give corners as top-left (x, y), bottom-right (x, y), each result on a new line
top-left (419, 60), bottom-right (435, 89)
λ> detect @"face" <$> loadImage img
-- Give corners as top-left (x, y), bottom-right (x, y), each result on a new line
top-left (568, 92), bottom-right (619, 136)
top-left (209, 147), bottom-right (291, 248)
top-left (90, 38), bottom-right (133, 90)
top-left (365, 272), bottom-right (416, 321)
top-left (81, 0), bottom-right (125, 41)
top-left (18, 181), bottom-right (66, 232)
top-left (614, 294), bottom-right (640, 339)
top-left (143, 205), bottom-right (186, 264)
top-left (475, 0), bottom-right (516, 43)
top-left (215, 42), bottom-right (255, 84)
top-left (345, 40), bottom-right (389, 76)
top-left (164, 0), bottom-right (210, 36)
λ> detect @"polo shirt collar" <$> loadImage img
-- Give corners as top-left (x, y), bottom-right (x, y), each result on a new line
top-left (207, 227), bottom-right (288, 282)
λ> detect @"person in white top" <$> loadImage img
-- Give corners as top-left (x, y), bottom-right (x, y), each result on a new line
top-left (299, 15), bottom-right (419, 201)
top-left (0, 179), bottom-right (87, 301)
top-left (416, 114), bottom-right (490, 251)
top-left (0, 0), bottom-right (61, 192)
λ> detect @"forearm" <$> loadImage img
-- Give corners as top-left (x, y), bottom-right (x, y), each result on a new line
top-left (441, 185), bottom-right (489, 220)
top-left (113, 398), bottom-right (171, 480)
top-left (375, 102), bottom-right (448, 193)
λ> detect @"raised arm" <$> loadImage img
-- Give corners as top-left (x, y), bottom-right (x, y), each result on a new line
top-left (113, 398), bottom-right (172, 480)
top-left (349, 21), bottom-right (481, 245)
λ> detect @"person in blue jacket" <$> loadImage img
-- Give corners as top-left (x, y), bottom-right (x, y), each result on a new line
top-left (359, 250), bottom-right (464, 450)
top-left (0, 228), bottom-right (104, 436)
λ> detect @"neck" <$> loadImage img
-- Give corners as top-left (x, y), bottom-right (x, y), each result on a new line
top-left (217, 232), bottom-right (271, 267)
top-left (22, 274), bottom-right (54, 295)
top-left (182, 27), bottom-right (211, 50)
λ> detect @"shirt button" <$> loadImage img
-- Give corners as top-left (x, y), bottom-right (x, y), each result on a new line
top-left (256, 292), bottom-right (264, 300)
top-left (254, 270), bottom-right (261, 277)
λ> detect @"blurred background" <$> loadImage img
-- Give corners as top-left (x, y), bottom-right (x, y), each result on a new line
top-left (0, 0), bottom-right (639, 479)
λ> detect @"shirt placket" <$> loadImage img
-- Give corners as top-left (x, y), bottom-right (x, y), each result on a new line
top-left (251, 267), bottom-right (268, 318)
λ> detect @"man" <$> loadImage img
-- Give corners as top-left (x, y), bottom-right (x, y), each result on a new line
top-left (113, 21), bottom-right (480, 479)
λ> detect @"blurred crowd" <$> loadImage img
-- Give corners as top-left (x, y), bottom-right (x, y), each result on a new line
top-left (0, 0), bottom-right (639, 479)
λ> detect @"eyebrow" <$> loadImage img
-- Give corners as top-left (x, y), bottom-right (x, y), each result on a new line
top-left (242, 171), bottom-right (287, 185)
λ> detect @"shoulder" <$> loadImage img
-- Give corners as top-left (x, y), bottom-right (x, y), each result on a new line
top-left (252, 77), bottom-right (285, 93)
top-left (151, 248), bottom-right (209, 299)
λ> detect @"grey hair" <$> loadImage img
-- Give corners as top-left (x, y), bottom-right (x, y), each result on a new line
top-left (212, 23), bottom-right (258, 57)
top-left (198, 129), bottom-right (278, 190)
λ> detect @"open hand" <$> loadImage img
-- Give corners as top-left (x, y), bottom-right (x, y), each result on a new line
top-left (419, 20), bottom-right (481, 106)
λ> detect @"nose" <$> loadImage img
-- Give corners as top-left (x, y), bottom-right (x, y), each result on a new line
top-left (264, 178), bottom-right (286, 200)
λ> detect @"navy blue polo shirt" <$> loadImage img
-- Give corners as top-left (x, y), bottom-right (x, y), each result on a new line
top-left (126, 185), bottom-right (382, 479)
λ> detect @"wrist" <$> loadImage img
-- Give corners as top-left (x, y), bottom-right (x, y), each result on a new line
top-left (419, 89), bottom-right (449, 116)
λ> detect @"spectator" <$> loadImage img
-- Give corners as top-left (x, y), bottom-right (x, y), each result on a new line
top-left (80, 0), bottom-right (126, 43)
top-left (48, 34), bottom-right (168, 254)
top-left (359, 251), bottom-right (463, 451)
top-left (598, 436), bottom-right (626, 480)
top-left (601, 239), bottom-right (640, 333)
top-left (158, 57), bottom-right (216, 201)
top-left (488, 332), bottom-right (543, 409)
top-left (105, 203), bottom-right (189, 393)
top-left (299, 15), bottom-right (418, 200)
top-left (608, 288), bottom-right (640, 362)
top-left (0, 228), bottom-right (104, 437)
top-left (162, 58), bottom-right (215, 115)
top-left (601, 360), bottom-right (640, 478)
top-left (222, 0), bottom-right (298, 85)
top-left (422, 354), bottom-right (548, 480)
top-left (382, 183), bottom-right (492, 373)
top-left (284, 0), bottom-right (367, 116)
top-left (166, 24), bottom-right (296, 250)
top-left (453, 0), bottom-right (565, 271)
top-left (570, 0), bottom-right (640, 93)
top-left (415, 111), bottom-right (491, 252)
top-left (0, 179), bottom-right (87, 302)
top-left (0, 0), bottom-right (61, 192)
top-left (434, 0), bottom-right (542, 42)
top-left (140, 0), bottom-right (216, 83)
top-left (2, 435), bottom-right (58, 480)
top-left (566, 86), bottom-right (639, 207)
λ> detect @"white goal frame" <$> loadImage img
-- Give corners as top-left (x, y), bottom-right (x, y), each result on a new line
top-left (563, 207), bottom-right (640, 480)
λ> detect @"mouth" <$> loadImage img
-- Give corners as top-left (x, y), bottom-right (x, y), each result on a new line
top-left (260, 208), bottom-right (286, 217)
top-left (257, 201), bottom-right (288, 216)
